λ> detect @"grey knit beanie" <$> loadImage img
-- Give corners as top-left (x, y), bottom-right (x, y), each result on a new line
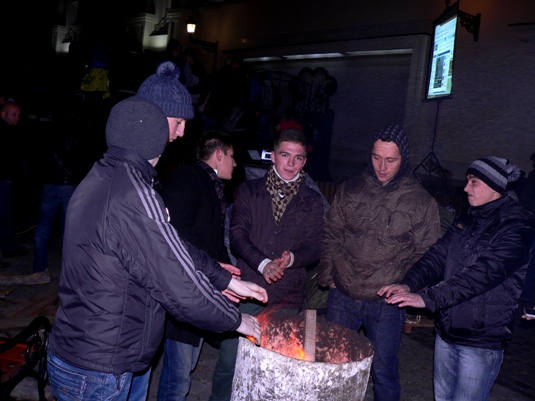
top-left (136, 61), bottom-right (194, 120)
top-left (106, 97), bottom-right (169, 160)
top-left (466, 156), bottom-right (521, 194)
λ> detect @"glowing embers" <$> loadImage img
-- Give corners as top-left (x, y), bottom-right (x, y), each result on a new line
top-left (232, 309), bottom-right (374, 401)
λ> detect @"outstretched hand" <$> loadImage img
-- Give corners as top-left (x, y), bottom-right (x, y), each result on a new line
top-left (377, 284), bottom-right (425, 308)
top-left (219, 262), bottom-right (241, 279)
top-left (227, 278), bottom-right (268, 303)
top-left (236, 313), bottom-right (261, 343)
top-left (377, 284), bottom-right (410, 299)
top-left (385, 292), bottom-right (425, 309)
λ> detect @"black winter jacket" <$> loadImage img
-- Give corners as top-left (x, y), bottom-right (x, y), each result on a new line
top-left (401, 196), bottom-right (535, 350)
top-left (163, 162), bottom-right (231, 344)
top-left (49, 147), bottom-right (241, 374)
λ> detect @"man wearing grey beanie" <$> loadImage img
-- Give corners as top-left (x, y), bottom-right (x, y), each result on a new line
top-left (47, 96), bottom-right (267, 401)
top-left (381, 156), bottom-right (535, 401)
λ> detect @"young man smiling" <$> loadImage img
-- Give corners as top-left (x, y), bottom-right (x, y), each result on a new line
top-left (209, 128), bottom-right (325, 401)
top-left (380, 156), bottom-right (535, 401)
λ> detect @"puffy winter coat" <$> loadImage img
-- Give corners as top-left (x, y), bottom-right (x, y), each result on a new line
top-left (401, 195), bottom-right (535, 350)
top-left (319, 170), bottom-right (440, 300)
top-left (49, 147), bottom-right (241, 374)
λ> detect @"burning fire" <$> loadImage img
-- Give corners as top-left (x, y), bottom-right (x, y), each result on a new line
top-left (245, 308), bottom-right (308, 360)
top-left (243, 308), bottom-right (374, 366)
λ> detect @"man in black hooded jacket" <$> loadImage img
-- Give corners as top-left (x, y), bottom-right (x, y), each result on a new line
top-left (380, 156), bottom-right (535, 401)
top-left (47, 97), bottom-right (267, 401)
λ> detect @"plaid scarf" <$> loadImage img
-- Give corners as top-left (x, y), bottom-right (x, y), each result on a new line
top-left (266, 166), bottom-right (304, 225)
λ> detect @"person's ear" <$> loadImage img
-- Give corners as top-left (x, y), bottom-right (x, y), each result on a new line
top-left (214, 149), bottom-right (224, 166)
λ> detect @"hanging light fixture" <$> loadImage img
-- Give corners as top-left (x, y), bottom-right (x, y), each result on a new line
top-left (186, 16), bottom-right (218, 55)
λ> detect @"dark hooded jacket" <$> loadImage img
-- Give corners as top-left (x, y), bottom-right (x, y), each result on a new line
top-left (49, 147), bottom-right (241, 374)
top-left (318, 124), bottom-right (441, 300)
top-left (401, 195), bottom-right (535, 350)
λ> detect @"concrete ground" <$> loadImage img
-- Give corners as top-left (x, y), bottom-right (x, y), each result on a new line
top-left (2, 224), bottom-right (534, 401)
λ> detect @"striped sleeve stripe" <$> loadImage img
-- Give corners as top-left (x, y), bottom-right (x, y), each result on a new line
top-left (124, 162), bottom-right (240, 321)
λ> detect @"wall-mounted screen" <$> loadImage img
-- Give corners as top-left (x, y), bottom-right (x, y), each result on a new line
top-left (425, 2), bottom-right (459, 100)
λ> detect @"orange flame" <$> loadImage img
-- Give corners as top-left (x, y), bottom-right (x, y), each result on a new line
top-left (255, 308), bottom-right (307, 360)
top-left (287, 330), bottom-right (306, 360)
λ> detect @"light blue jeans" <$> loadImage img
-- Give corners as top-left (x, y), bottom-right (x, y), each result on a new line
top-left (434, 334), bottom-right (503, 401)
top-left (48, 350), bottom-right (134, 400)
top-left (157, 338), bottom-right (203, 401)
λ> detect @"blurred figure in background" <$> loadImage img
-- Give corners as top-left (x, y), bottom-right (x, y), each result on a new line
top-left (0, 101), bottom-right (28, 263)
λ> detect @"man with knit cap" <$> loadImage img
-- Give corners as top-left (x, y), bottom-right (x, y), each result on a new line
top-left (380, 156), bottom-right (535, 401)
top-left (47, 97), bottom-right (267, 401)
top-left (319, 123), bottom-right (441, 401)
top-left (137, 61), bottom-right (194, 143)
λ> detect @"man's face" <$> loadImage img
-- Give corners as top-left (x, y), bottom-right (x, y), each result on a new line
top-left (371, 140), bottom-right (401, 185)
top-left (1, 104), bottom-right (20, 126)
top-left (270, 141), bottom-right (307, 180)
top-left (464, 174), bottom-right (502, 207)
top-left (216, 147), bottom-right (236, 180)
top-left (167, 118), bottom-right (186, 142)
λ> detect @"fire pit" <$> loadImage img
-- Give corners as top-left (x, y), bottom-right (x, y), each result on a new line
top-left (231, 309), bottom-right (373, 401)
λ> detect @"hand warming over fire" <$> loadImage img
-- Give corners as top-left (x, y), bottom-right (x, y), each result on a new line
top-left (237, 314), bottom-right (262, 344)
top-left (277, 250), bottom-right (292, 269)
top-left (377, 284), bottom-right (410, 299)
top-left (219, 262), bottom-right (241, 279)
top-left (385, 292), bottom-right (425, 309)
top-left (226, 278), bottom-right (268, 303)
top-left (263, 251), bottom-right (291, 284)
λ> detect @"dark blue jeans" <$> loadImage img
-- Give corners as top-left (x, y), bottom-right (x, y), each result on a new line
top-left (326, 288), bottom-right (405, 401)
top-left (0, 180), bottom-right (16, 257)
top-left (157, 338), bottom-right (203, 401)
top-left (33, 184), bottom-right (76, 272)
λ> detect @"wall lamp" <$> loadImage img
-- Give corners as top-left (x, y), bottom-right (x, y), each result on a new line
top-left (445, 0), bottom-right (481, 41)
top-left (186, 17), bottom-right (218, 54)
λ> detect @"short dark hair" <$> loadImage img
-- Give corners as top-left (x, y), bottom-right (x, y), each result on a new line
top-left (197, 131), bottom-right (234, 161)
top-left (273, 128), bottom-right (307, 152)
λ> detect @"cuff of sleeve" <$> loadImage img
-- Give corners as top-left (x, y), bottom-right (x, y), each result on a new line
top-left (258, 258), bottom-right (271, 274)
top-left (287, 252), bottom-right (295, 268)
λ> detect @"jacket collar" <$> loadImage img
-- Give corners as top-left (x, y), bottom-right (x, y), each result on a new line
top-left (468, 196), bottom-right (507, 222)
top-left (104, 146), bottom-right (158, 182)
